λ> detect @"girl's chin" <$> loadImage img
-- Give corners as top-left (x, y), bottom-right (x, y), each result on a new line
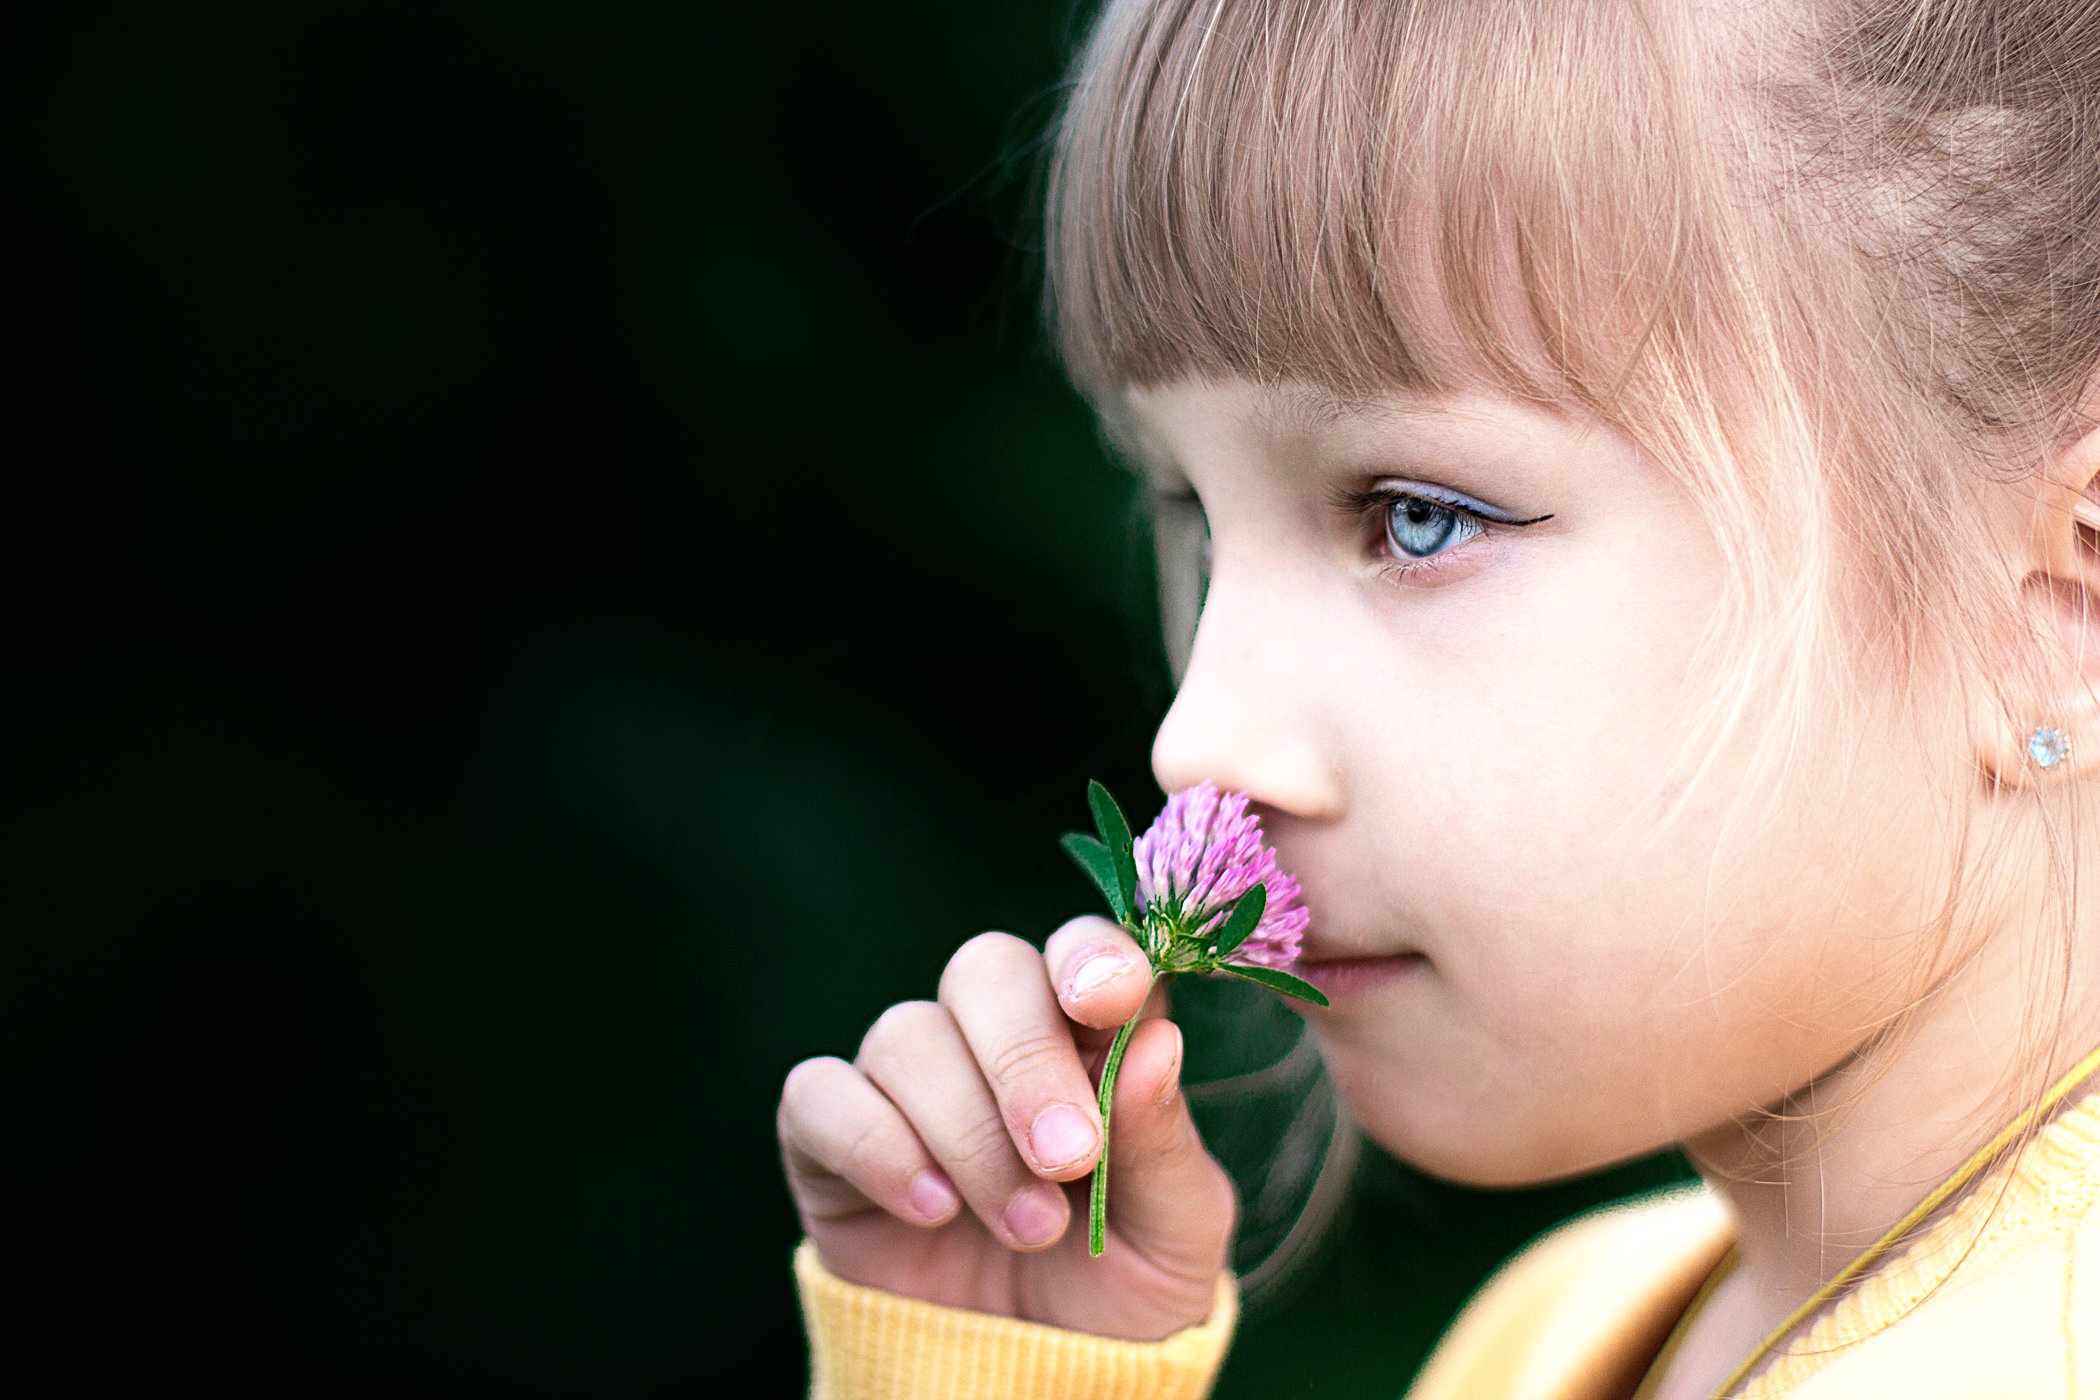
top-left (1314, 1035), bottom-right (1601, 1188)
top-left (1348, 1090), bottom-right (1660, 1191)
top-left (1351, 1114), bottom-right (1575, 1189)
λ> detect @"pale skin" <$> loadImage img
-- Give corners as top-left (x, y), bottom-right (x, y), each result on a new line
top-left (776, 370), bottom-right (2100, 1395)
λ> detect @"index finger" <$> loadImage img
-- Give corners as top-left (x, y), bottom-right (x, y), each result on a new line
top-left (1043, 914), bottom-right (1154, 1032)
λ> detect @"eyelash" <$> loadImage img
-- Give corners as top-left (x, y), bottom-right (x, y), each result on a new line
top-left (1156, 482), bottom-right (1552, 590)
top-left (1322, 483), bottom-right (1555, 582)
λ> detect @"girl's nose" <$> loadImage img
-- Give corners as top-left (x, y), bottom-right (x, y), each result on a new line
top-left (1148, 573), bottom-right (1344, 821)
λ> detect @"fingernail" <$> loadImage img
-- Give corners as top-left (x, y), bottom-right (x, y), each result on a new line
top-left (909, 1168), bottom-right (958, 1222)
top-left (1030, 1103), bottom-right (1099, 1171)
top-left (1005, 1185), bottom-right (1064, 1246)
top-left (1069, 952), bottom-right (1132, 998)
top-left (1154, 1024), bottom-right (1185, 1107)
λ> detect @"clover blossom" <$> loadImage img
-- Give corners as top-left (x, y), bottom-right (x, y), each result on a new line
top-left (1059, 778), bottom-right (1325, 1257)
top-left (1132, 780), bottom-right (1310, 973)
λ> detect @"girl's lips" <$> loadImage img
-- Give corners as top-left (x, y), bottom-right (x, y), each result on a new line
top-left (1293, 952), bottom-right (1427, 1001)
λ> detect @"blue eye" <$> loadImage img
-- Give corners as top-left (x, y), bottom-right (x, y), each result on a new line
top-left (1382, 492), bottom-right (1479, 563)
top-left (1325, 481), bottom-right (1555, 583)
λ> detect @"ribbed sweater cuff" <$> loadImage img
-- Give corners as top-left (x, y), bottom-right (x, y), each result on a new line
top-left (793, 1238), bottom-right (1239, 1400)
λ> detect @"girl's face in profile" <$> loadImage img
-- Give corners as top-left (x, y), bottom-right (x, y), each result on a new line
top-left (1123, 373), bottom-right (1970, 1188)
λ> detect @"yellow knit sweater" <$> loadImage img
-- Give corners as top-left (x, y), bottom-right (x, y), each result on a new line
top-left (793, 1089), bottom-right (2100, 1398)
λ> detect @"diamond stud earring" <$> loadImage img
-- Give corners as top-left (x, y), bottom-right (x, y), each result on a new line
top-left (2029, 725), bottom-right (2072, 770)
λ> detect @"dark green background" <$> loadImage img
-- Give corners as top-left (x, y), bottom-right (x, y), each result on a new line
top-left (11, 1), bottom-right (1694, 1392)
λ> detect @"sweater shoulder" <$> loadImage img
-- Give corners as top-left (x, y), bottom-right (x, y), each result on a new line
top-left (1516, 1179), bottom-right (1732, 1271)
top-left (1471, 1178), bottom-right (1734, 1317)
top-left (1401, 1180), bottom-right (1732, 1400)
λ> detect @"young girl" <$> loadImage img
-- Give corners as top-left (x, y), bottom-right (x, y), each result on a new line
top-left (776, 0), bottom-right (2100, 1395)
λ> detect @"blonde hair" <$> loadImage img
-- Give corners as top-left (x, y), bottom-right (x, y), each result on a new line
top-left (1041, 0), bottom-right (2100, 1326)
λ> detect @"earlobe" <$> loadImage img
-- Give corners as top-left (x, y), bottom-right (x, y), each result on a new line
top-left (1976, 702), bottom-right (2099, 792)
top-left (1978, 717), bottom-right (2086, 792)
top-left (1975, 438), bottom-right (2100, 792)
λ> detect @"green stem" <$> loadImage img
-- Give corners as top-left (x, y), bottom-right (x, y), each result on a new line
top-left (1087, 972), bottom-right (1159, 1257)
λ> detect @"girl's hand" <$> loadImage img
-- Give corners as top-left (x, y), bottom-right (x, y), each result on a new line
top-left (776, 915), bottom-right (1238, 1341)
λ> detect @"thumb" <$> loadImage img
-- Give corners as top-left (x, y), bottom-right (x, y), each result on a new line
top-left (1095, 1016), bottom-right (1238, 1281)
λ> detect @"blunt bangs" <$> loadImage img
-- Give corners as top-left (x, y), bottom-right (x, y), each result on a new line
top-left (1044, 0), bottom-right (1754, 427)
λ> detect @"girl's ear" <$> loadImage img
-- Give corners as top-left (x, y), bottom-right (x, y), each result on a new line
top-left (1974, 397), bottom-right (2100, 791)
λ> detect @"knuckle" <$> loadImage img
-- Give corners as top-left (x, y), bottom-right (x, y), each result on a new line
top-left (985, 1030), bottom-right (1073, 1090)
top-left (836, 1114), bottom-right (895, 1186)
top-left (945, 1109), bottom-right (1021, 1176)
top-left (858, 999), bottom-right (945, 1064)
top-left (782, 1053), bottom-right (847, 1098)
top-left (1047, 912), bottom-right (1135, 957)
top-left (939, 930), bottom-right (1032, 997)
top-left (777, 1056), bottom-right (847, 1132)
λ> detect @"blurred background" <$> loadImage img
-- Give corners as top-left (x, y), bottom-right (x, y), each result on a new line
top-left (10, 0), bottom-right (1695, 1392)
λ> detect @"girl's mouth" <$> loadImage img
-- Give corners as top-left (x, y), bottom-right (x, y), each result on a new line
top-left (1293, 952), bottom-right (1428, 1002)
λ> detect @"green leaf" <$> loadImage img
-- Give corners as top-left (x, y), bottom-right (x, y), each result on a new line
top-left (1086, 780), bottom-right (1140, 920)
top-left (1212, 961), bottom-right (1331, 1007)
top-left (1207, 883), bottom-right (1266, 959)
top-left (1060, 832), bottom-right (1128, 923)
